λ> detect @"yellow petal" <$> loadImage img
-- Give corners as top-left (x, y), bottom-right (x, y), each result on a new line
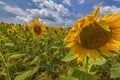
top-left (98, 20), bottom-right (111, 31)
top-left (103, 42), bottom-right (119, 51)
top-left (102, 14), bottom-right (114, 21)
top-left (87, 50), bottom-right (102, 61)
top-left (100, 49), bottom-right (113, 57)
top-left (112, 35), bottom-right (120, 41)
top-left (84, 15), bottom-right (94, 26)
top-left (93, 2), bottom-right (102, 21)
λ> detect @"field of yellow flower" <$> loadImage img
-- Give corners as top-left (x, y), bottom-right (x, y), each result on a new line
top-left (0, 3), bottom-right (120, 80)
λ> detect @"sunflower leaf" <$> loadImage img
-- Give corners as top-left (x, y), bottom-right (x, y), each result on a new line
top-left (30, 56), bottom-right (39, 65)
top-left (88, 57), bottom-right (106, 65)
top-left (110, 63), bottom-right (120, 78)
top-left (15, 65), bottom-right (39, 80)
top-left (61, 53), bottom-right (76, 62)
top-left (71, 68), bottom-right (95, 80)
top-left (8, 53), bottom-right (26, 61)
top-left (4, 42), bottom-right (14, 46)
top-left (60, 75), bottom-right (78, 80)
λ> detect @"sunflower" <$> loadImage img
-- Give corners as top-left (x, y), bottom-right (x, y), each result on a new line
top-left (30, 19), bottom-right (44, 39)
top-left (7, 29), bottom-right (13, 34)
top-left (64, 3), bottom-right (120, 62)
top-left (43, 24), bottom-right (50, 30)
top-left (0, 22), bottom-right (4, 26)
top-left (12, 26), bottom-right (18, 33)
top-left (24, 22), bottom-right (30, 35)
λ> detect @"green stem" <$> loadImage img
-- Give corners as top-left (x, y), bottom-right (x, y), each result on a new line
top-left (0, 53), bottom-right (11, 80)
top-left (86, 56), bottom-right (89, 73)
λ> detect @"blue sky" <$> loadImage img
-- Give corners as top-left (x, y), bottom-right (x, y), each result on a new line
top-left (0, 0), bottom-right (120, 27)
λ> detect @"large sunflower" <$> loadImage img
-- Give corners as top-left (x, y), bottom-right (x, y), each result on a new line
top-left (64, 3), bottom-right (120, 62)
top-left (30, 19), bottom-right (44, 39)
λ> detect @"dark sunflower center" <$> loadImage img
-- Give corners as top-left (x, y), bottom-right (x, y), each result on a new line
top-left (25, 26), bottom-right (29, 32)
top-left (34, 25), bottom-right (41, 35)
top-left (9, 30), bottom-right (12, 33)
top-left (80, 22), bottom-right (112, 49)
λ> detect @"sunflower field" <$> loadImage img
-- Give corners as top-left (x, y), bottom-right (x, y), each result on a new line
top-left (0, 3), bottom-right (120, 80)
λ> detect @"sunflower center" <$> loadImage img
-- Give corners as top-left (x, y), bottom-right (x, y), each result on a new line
top-left (34, 25), bottom-right (41, 35)
top-left (9, 30), bottom-right (12, 33)
top-left (80, 22), bottom-right (112, 49)
top-left (25, 26), bottom-right (29, 32)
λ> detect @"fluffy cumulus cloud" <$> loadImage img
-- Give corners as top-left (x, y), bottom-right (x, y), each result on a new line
top-left (0, 1), bottom-right (6, 5)
top-left (32, 0), bottom-right (44, 3)
top-left (100, 5), bottom-right (120, 14)
top-left (93, 5), bottom-right (120, 16)
top-left (64, 19), bottom-right (75, 27)
top-left (113, 0), bottom-right (120, 1)
top-left (62, 0), bottom-right (71, 5)
top-left (0, 0), bottom-right (76, 27)
top-left (3, 5), bottom-right (27, 16)
top-left (77, 0), bottom-right (85, 4)
top-left (16, 0), bottom-right (70, 26)
top-left (37, 0), bottom-right (68, 16)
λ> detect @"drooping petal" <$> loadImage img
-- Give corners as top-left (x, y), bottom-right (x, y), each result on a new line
top-left (93, 2), bottom-right (102, 21)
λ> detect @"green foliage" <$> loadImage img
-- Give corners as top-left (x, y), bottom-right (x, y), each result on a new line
top-left (111, 63), bottom-right (120, 78)
top-left (61, 53), bottom-right (76, 62)
top-left (60, 75), bottom-right (78, 80)
top-left (89, 57), bottom-right (106, 65)
top-left (1, 22), bottom-right (120, 80)
top-left (72, 68), bottom-right (95, 80)
top-left (8, 53), bottom-right (26, 61)
top-left (15, 66), bottom-right (39, 80)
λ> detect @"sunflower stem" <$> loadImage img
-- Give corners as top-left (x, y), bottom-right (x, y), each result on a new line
top-left (0, 53), bottom-right (11, 80)
top-left (86, 56), bottom-right (89, 73)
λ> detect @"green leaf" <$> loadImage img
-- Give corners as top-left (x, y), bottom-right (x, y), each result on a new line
top-left (8, 54), bottom-right (26, 61)
top-left (15, 66), bottom-right (39, 80)
top-left (0, 35), bottom-right (9, 41)
top-left (89, 57), bottom-right (106, 65)
top-left (30, 56), bottom-right (39, 65)
top-left (111, 63), bottom-right (120, 78)
top-left (61, 53), bottom-right (76, 62)
top-left (60, 75), bottom-right (78, 80)
top-left (71, 68), bottom-right (95, 80)
top-left (4, 43), bottom-right (14, 46)
top-left (53, 50), bottom-right (59, 55)
top-left (50, 46), bottom-right (59, 49)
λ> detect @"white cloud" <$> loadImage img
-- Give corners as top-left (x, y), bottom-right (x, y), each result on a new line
top-left (25, 8), bottom-right (63, 22)
top-left (27, 3), bottom-right (32, 6)
top-left (93, 5), bottom-right (120, 16)
top-left (16, 0), bottom-right (69, 26)
top-left (64, 19), bottom-right (75, 27)
top-left (113, 0), bottom-right (120, 1)
top-left (32, 0), bottom-right (45, 3)
top-left (16, 15), bottom-right (33, 22)
top-left (77, 0), bottom-right (85, 4)
top-left (3, 5), bottom-right (27, 16)
top-left (1, 0), bottom-right (74, 27)
top-left (0, 1), bottom-right (6, 5)
top-left (38, 0), bottom-right (68, 16)
top-left (101, 5), bottom-right (120, 14)
top-left (62, 0), bottom-right (71, 5)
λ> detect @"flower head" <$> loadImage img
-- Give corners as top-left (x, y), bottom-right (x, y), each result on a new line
top-left (64, 3), bottom-right (120, 62)
top-left (7, 29), bottom-right (13, 34)
top-left (30, 19), bottom-right (44, 39)
top-left (24, 22), bottom-right (30, 35)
